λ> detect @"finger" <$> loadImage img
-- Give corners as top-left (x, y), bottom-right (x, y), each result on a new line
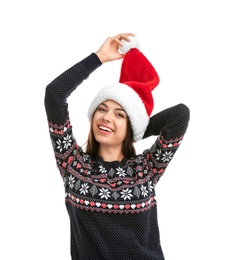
top-left (115, 33), bottom-right (135, 46)
top-left (119, 33), bottom-right (135, 39)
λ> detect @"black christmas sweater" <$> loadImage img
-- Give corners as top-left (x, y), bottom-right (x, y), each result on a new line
top-left (44, 53), bottom-right (190, 260)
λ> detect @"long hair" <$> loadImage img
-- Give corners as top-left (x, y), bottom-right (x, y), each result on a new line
top-left (86, 116), bottom-right (136, 160)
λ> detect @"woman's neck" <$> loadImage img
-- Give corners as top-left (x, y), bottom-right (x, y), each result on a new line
top-left (98, 145), bottom-right (124, 162)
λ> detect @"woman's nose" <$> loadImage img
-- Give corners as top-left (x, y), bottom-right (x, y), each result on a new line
top-left (103, 111), bottom-right (112, 122)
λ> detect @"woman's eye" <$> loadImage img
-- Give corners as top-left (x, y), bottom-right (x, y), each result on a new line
top-left (98, 107), bottom-right (105, 112)
top-left (116, 113), bottom-right (124, 118)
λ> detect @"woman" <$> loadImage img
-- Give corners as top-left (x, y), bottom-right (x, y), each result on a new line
top-left (44, 33), bottom-right (190, 260)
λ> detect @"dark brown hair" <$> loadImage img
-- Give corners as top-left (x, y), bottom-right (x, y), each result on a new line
top-left (86, 115), bottom-right (136, 160)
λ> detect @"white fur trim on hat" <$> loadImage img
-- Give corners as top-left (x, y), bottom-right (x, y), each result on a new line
top-left (87, 83), bottom-right (149, 142)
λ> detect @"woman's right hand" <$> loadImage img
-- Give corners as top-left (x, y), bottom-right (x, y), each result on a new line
top-left (95, 33), bottom-right (135, 63)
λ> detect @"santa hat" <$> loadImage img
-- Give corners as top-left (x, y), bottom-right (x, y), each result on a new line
top-left (88, 36), bottom-right (160, 142)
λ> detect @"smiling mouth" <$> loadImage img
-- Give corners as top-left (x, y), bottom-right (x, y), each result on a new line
top-left (98, 126), bottom-right (113, 132)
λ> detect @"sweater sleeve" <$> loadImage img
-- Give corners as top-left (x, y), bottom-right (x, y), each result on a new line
top-left (142, 103), bottom-right (190, 182)
top-left (44, 53), bottom-right (102, 176)
top-left (143, 103), bottom-right (190, 140)
top-left (44, 53), bottom-right (102, 125)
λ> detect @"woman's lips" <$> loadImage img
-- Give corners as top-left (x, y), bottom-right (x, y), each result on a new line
top-left (98, 125), bottom-right (114, 133)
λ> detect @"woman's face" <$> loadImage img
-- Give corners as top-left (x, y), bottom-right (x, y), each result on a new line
top-left (92, 100), bottom-right (128, 148)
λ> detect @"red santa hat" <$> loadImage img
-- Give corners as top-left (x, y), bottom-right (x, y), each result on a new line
top-left (88, 36), bottom-right (160, 142)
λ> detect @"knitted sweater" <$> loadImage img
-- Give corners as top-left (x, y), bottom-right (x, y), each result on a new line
top-left (44, 53), bottom-right (190, 260)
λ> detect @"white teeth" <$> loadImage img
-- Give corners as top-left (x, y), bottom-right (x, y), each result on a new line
top-left (99, 126), bottom-right (112, 132)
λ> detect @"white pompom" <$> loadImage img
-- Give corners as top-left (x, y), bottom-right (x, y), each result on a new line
top-left (119, 36), bottom-right (140, 54)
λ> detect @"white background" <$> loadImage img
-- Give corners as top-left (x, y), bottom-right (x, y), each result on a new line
top-left (1, 0), bottom-right (233, 259)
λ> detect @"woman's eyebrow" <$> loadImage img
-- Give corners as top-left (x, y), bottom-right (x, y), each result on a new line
top-left (114, 107), bottom-right (126, 112)
top-left (100, 103), bottom-right (107, 107)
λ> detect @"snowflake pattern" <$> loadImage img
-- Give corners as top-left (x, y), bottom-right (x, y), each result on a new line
top-left (162, 151), bottom-right (173, 162)
top-left (116, 167), bottom-right (126, 177)
top-left (68, 175), bottom-right (75, 189)
top-left (63, 134), bottom-right (72, 150)
top-left (79, 183), bottom-right (89, 195)
top-left (99, 165), bottom-right (107, 174)
top-left (120, 188), bottom-right (133, 200)
top-left (140, 185), bottom-right (148, 197)
top-left (99, 188), bottom-right (111, 200)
